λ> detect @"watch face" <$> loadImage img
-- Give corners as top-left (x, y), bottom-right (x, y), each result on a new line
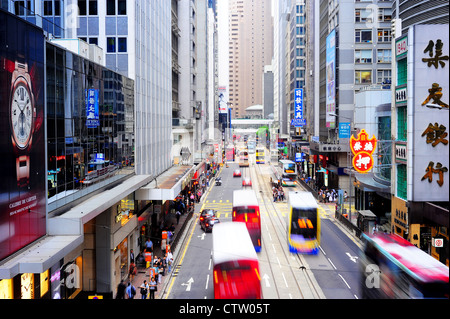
top-left (11, 80), bottom-right (33, 149)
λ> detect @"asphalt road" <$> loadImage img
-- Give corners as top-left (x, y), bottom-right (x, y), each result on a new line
top-left (165, 152), bottom-right (364, 299)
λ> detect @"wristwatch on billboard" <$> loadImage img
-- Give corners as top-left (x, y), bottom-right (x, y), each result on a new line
top-left (9, 61), bottom-right (36, 188)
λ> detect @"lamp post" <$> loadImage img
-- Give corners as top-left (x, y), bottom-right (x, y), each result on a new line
top-left (329, 112), bottom-right (354, 223)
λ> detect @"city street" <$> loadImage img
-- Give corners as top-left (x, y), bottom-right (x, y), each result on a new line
top-left (163, 151), bottom-right (364, 299)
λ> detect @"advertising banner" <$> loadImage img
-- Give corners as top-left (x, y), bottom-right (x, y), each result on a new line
top-left (326, 29), bottom-right (336, 129)
top-left (0, 11), bottom-right (46, 260)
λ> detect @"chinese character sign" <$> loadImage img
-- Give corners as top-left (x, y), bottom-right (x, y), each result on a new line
top-left (292, 88), bottom-right (306, 127)
top-left (412, 24), bottom-right (449, 201)
top-left (86, 89), bottom-right (100, 128)
top-left (350, 129), bottom-right (377, 174)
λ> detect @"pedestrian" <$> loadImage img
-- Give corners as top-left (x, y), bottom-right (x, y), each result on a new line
top-left (145, 238), bottom-right (153, 252)
top-left (140, 280), bottom-right (149, 299)
top-left (116, 279), bottom-right (126, 299)
top-left (176, 210), bottom-right (181, 224)
top-left (126, 281), bottom-right (136, 299)
top-left (166, 251), bottom-right (173, 273)
top-left (130, 249), bottom-right (135, 264)
top-left (128, 261), bottom-right (137, 282)
top-left (344, 191), bottom-right (348, 202)
top-left (149, 277), bottom-right (157, 299)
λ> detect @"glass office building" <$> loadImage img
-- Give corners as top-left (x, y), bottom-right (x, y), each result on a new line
top-left (46, 42), bottom-right (134, 210)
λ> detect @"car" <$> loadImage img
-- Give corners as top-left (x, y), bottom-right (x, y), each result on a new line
top-left (199, 209), bottom-right (216, 223)
top-left (233, 169), bottom-right (241, 177)
top-left (200, 216), bottom-right (221, 232)
top-left (242, 177), bottom-right (252, 187)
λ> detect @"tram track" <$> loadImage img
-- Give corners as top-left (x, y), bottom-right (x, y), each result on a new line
top-left (251, 159), bottom-right (324, 299)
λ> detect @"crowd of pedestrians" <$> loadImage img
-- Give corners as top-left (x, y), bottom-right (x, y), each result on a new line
top-left (318, 188), bottom-right (348, 203)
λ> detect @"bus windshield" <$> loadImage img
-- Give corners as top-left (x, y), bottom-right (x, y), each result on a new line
top-left (290, 208), bottom-right (317, 239)
top-left (284, 163), bottom-right (296, 174)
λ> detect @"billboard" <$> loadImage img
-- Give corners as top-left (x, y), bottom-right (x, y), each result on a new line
top-left (411, 25), bottom-right (449, 202)
top-left (326, 29), bottom-right (336, 129)
top-left (291, 88), bottom-right (306, 127)
top-left (0, 11), bottom-right (46, 260)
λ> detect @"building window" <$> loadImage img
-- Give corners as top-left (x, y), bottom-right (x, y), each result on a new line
top-left (107, 37), bottom-right (116, 52)
top-left (397, 164), bottom-right (407, 200)
top-left (355, 49), bottom-right (372, 63)
top-left (377, 49), bottom-right (391, 63)
top-left (107, 0), bottom-right (115, 15)
top-left (14, 1), bottom-right (25, 15)
top-left (355, 29), bottom-right (372, 43)
top-left (355, 70), bottom-right (372, 84)
top-left (355, 8), bottom-right (373, 23)
top-left (118, 38), bottom-right (127, 52)
top-left (377, 69), bottom-right (391, 84)
top-left (89, 37), bottom-right (98, 45)
top-left (78, 0), bottom-right (87, 16)
top-left (378, 8), bottom-right (392, 22)
top-left (118, 0), bottom-right (126, 15)
top-left (397, 58), bottom-right (407, 86)
top-left (377, 29), bottom-right (391, 42)
top-left (89, 0), bottom-right (98, 15)
top-left (43, 0), bottom-right (52, 15)
top-left (397, 106), bottom-right (407, 141)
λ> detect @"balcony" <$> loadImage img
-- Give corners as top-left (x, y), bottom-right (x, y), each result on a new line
top-left (172, 118), bottom-right (194, 130)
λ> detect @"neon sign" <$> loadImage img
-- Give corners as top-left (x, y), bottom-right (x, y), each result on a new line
top-left (350, 129), bottom-right (377, 174)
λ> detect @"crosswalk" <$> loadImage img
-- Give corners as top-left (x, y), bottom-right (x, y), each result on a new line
top-left (201, 199), bottom-right (330, 219)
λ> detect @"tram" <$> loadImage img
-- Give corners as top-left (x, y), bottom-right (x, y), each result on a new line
top-left (287, 191), bottom-right (320, 254)
top-left (255, 148), bottom-right (265, 164)
top-left (279, 159), bottom-right (297, 186)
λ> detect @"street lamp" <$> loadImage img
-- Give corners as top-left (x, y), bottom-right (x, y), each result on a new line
top-left (330, 112), bottom-right (354, 223)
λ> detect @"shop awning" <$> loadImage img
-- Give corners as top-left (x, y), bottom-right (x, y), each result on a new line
top-left (354, 172), bottom-right (390, 193)
top-left (0, 235), bottom-right (83, 279)
top-left (135, 165), bottom-right (195, 201)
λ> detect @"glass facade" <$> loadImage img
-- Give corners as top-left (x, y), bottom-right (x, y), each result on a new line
top-left (46, 42), bottom-right (134, 203)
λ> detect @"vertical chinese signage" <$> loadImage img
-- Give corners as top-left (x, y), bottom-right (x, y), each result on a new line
top-left (326, 29), bottom-right (336, 129)
top-left (412, 25), bottom-right (449, 201)
top-left (291, 88), bottom-right (306, 127)
top-left (86, 88), bottom-right (100, 128)
top-left (0, 11), bottom-right (46, 260)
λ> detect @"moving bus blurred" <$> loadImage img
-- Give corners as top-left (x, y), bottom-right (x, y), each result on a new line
top-left (360, 233), bottom-right (449, 299)
top-left (288, 191), bottom-right (320, 254)
top-left (255, 148), bottom-right (265, 164)
top-left (239, 150), bottom-right (249, 167)
top-left (212, 222), bottom-right (262, 299)
top-left (279, 159), bottom-right (297, 186)
top-left (232, 190), bottom-right (261, 252)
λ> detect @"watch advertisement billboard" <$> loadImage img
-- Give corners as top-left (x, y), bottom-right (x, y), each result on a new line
top-left (0, 11), bottom-right (46, 261)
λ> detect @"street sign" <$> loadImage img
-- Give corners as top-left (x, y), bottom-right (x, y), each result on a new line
top-left (338, 122), bottom-right (351, 138)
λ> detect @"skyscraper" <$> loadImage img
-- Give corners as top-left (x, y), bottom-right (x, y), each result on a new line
top-left (228, 0), bottom-right (273, 118)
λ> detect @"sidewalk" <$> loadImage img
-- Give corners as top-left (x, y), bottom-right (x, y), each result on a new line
top-left (129, 166), bottom-right (221, 299)
top-left (130, 209), bottom-right (194, 299)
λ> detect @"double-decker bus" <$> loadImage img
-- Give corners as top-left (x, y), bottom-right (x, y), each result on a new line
top-left (232, 190), bottom-right (261, 252)
top-left (212, 222), bottom-right (262, 299)
top-left (255, 148), bottom-right (265, 164)
top-left (360, 233), bottom-right (449, 299)
top-left (287, 191), bottom-right (320, 254)
top-left (279, 159), bottom-right (297, 186)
